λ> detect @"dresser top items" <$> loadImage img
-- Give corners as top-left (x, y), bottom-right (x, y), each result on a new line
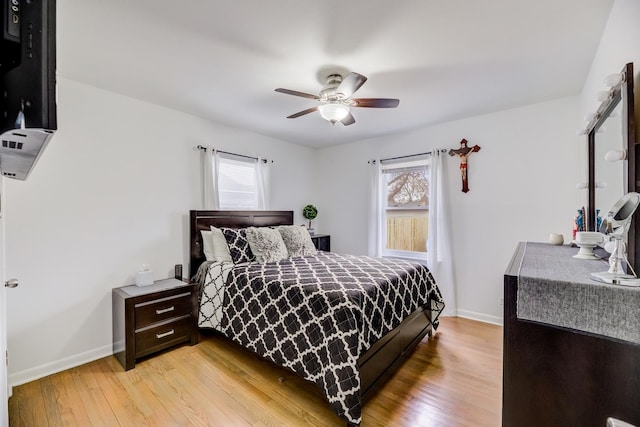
top-left (512, 242), bottom-right (640, 345)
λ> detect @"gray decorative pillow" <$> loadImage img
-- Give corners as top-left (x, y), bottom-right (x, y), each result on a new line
top-left (245, 227), bottom-right (289, 264)
top-left (277, 225), bottom-right (317, 258)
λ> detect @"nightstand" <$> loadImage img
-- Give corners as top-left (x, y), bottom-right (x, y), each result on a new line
top-left (311, 234), bottom-right (330, 252)
top-left (112, 278), bottom-right (198, 370)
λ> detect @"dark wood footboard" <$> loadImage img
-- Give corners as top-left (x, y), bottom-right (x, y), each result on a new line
top-left (359, 305), bottom-right (433, 403)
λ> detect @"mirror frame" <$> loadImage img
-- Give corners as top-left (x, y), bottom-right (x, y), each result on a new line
top-left (587, 62), bottom-right (636, 269)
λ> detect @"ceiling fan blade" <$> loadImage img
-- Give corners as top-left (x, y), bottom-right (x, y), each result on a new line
top-left (286, 106), bottom-right (318, 119)
top-left (351, 98), bottom-right (400, 108)
top-left (341, 112), bottom-right (356, 126)
top-left (275, 88), bottom-right (319, 100)
top-left (337, 72), bottom-right (367, 98)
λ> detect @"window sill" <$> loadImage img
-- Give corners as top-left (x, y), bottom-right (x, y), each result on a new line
top-left (382, 250), bottom-right (428, 263)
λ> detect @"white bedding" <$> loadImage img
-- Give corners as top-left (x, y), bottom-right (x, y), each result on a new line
top-left (197, 261), bottom-right (234, 329)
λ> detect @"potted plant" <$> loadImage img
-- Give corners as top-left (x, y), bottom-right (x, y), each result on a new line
top-left (302, 204), bottom-right (318, 235)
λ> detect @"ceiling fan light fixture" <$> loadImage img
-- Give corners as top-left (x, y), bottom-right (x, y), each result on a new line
top-left (318, 103), bottom-right (350, 123)
top-left (276, 71), bottom-right (398, 126)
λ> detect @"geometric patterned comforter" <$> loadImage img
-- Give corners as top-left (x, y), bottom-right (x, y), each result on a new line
top-left (196, 251), bottom-right (444, 425)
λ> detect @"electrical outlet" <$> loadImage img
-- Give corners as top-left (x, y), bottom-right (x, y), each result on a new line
top-left (499, 297), bottom-right (504, 306)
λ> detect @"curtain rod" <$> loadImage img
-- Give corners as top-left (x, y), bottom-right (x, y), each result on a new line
top-left (196, 145), bottom-right (271, 163)
top-left (367, 149), bottom-right (448, 164)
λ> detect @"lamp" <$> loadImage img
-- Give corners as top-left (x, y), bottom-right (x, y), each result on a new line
top-left (576, 181), bottom-right (606, 189)
top-left (318, 103), bottom-right (350, 124)
top-left (604, 73), bottom-right (623, 87)
top-left (605, 149), bottom-right (627, 162)
top-left (597, 91), bottom-right (611, 102)
top-left (576, 182), bottom-right (587, 189)
top-left (585, 112), bottom-right (599, 122)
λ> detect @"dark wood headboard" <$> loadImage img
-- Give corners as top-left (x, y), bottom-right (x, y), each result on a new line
top-left (189, 210), bottom-right (294, 278)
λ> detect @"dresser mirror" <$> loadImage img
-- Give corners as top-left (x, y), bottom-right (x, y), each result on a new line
top-left (587, 62), bottom-right (636, 269)
top-left (594, 102), bottom-right (625, 217)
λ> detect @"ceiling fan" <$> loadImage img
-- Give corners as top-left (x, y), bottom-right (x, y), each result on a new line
top-left (275, 72), bottom-right (399, 126)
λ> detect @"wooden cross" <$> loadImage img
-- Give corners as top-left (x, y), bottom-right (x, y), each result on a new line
top-left (449, 139), bottom-right (481, 193)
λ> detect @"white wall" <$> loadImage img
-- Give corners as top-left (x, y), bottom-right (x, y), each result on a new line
top-left (316, 96), bottom-right (582, 324)
top-left (580, 0), bottom-right (640, 120)
top-left (4, 78), bottom-right (316, 386)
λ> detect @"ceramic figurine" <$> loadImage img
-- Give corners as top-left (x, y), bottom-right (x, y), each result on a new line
top-left (576, 209), bottom-right (585, 232)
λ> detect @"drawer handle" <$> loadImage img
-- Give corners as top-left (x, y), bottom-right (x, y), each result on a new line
top-left (156, 306), bottom-right (175, 315)
top-left (156, 329), bottom-right (175, 339)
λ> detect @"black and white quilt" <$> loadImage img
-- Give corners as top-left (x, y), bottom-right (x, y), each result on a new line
top-left (197, 251), bottom-right (444, 425)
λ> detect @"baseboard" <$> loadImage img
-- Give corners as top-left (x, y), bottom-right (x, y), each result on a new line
top-left (8, 344), bottom-right (113, 388)
top-left (456, 309), bottom-right (503, 326)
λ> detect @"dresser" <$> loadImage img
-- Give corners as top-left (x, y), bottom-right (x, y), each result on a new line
top-left (503, 242), bottom-right (640, 427)
top-left (112, 278), bottom-right (198, 370)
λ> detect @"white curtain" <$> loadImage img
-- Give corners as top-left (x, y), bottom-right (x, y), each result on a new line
top-left (202, 146), bottom-right (220, 209)
top-left (368, 160), bottom-right (384, 257)
top-left (255, 157), bottom-right (269, 210)
top-left (427, 149), bottom-right (457, 316)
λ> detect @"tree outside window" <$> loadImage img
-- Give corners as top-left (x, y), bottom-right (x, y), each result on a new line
top-left (383, 162), bottom-right (429, 256)
top-left (387, 170), bottom-right (429, 207)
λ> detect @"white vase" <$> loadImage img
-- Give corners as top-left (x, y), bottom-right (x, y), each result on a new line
top-left (549, 233), bottom-right (564, 245)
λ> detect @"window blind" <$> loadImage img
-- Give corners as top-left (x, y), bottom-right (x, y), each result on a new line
top-left (218, 154), bottom-right (258, 209)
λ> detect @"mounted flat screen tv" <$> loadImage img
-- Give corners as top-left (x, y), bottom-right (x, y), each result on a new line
top-left (0, 0), bottom-right (56, 180)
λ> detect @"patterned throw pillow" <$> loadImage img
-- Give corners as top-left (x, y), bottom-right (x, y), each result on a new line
top-left (245, 227), bottom-right (289, 264)
top-left (221, 227), bottom-right (255, 264)
top-left (277, 225), bottom-right (317, 258)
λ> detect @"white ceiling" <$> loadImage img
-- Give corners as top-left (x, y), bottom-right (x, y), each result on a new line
top-left (57, 0), bottom-right (614, 148)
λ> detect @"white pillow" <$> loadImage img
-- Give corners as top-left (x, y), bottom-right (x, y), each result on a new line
top-left (210, 226), bottom-right (233, 262)
top-left (200, 230), bottom-right (215, 261)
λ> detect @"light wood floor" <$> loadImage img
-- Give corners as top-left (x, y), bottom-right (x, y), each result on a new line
top-left (9, 317), bottom-right (503, 426)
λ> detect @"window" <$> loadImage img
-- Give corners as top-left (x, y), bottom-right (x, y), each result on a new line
top-left (218, 154), bottom-right (261, 209)
top-left (381, 158), bottom-right (429, 258)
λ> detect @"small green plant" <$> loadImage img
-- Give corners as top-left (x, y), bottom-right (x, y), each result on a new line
top-left (302, 204), bottom-right (318, 229)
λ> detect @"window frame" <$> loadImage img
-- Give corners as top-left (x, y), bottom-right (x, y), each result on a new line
top-left (380, 157), bottom-right (430, 260)
top-left (217, 153), bottom-right (261, 210)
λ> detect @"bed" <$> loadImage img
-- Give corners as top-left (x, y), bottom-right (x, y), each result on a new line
top-left (189, 210), bottom-right (444, 426)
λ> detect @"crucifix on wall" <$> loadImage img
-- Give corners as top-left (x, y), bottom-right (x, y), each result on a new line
top-left (449, 139), bottom-right (481, 193)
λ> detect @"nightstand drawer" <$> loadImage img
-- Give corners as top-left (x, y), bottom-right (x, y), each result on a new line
top-left (135, 316), bottom-right (193, 358)
top-left (134, 292), bottom-right (192, 329)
